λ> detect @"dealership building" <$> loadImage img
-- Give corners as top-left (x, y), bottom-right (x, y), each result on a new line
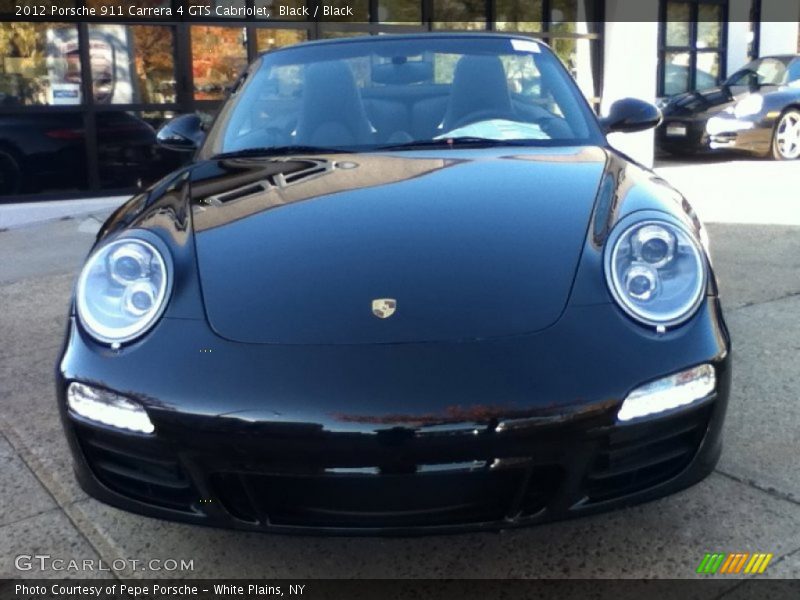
top-left (0, 0), bottom-right (798, 201)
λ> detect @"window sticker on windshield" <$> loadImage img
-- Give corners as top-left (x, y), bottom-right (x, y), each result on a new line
top-left (511, 39), bottom-right (541, 53)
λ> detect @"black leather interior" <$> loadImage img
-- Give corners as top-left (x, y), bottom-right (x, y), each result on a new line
top-left (292, 58), bottom-right (570, 145)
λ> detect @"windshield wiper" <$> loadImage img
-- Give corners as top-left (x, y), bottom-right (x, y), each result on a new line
top-left (213, 138), bottom-right (538, 158)
top-left (376, 137), bottom-right (539, 151)
top-left (212, 145), bottom-right (349, 159)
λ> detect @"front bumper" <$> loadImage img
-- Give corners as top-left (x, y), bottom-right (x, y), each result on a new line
top-left (57, 300), bottom-right (731, 535)
top-left (657, 115), bottom-right (773, 156)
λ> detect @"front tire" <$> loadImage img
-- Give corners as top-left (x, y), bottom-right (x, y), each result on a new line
top-left (771, 109), bottom-right (800, 160)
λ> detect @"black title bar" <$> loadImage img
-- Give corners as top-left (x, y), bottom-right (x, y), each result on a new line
top-left (3, 579), bottom-right (800, 600)
top-left (3, 0), bottom-right (799, 23)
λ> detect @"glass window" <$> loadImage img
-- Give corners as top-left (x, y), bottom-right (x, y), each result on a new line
top-left (132, 26), bottom-right (176, 104)
top-left (87, 25), bottom-right (176, 105)
top-left (96, 111), bottom-right (186, 191)
top-left (659, 1), bottom-right (726, 96)
top-left (694, 52), bottom-right (719, 90)
top-left (665, 3), bottom-right (690, 47)
top-left (549, 0), bottom-right (597, 36)
top-left (552, 36), bottom-right (597, 101)
top-left (726, 58), bottom-right (790, 88)
top-left (0, 23), bottom-right (79, 106)
top-left (255, 29), bottom-right (308, 53)
top-left (378, 0), bottom-right (421, 24)
top-left (319, 30), bottom-right (370, 40)
top-left (432, 0), bottom-right (486, 30)
top-left (495, 0), bottom-right (543, 32)
top-left (191, 26), bottom-right (248, 101)
top-left (0, 111), bottom-right (88, 195)
top-left (697, 4), bottom-right (722, 49)
top-left (663, 51), bottom-right (691, 96)
top-left (786, 60), bottom-right (800, 84)
top-left (210, 36), bottom-right (602, 155)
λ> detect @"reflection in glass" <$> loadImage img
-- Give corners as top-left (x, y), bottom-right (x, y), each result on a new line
top-left (97, 111), bottom-right (186, 191)
top-left (432, 0), bottom-right (486, 30)
top-left (191, 26), bottom-right (248, 100)
top-left (495, 0), bottom-right (543, 32)
top-left (377, 0), bottom-right (421, 23)
top-left (665, 3), bottom-right (690, 47)
top-left (549, 0), bottom-right (597, 34)
top-left (695, 52), bottom-right (720, 90)
top-left (697, 5), bottom-right (722, 49)
top-left (319, 30), bottom-right (370, 40)
top-left (255, 29), bottom-right (307, 53)
top-left (0, 112), bottom-right (88, 195)
top-left (556, 37), bottom-right (596, 103)
top-left (663, 51), bottom-right (691, 96)
top-left (0, 23), bottom-right (79, 106)
top-left (87, 24), bottom-right (176, 104)
top-left (132, 26), bottom-right (176, 103)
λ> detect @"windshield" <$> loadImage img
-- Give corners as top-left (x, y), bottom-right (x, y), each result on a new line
top-left (724, 57), bottom-right (792, 88)
top-left (202, 36), bottom-right (603, 157)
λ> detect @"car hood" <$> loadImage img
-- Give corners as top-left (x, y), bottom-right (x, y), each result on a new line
top-left (663, 84), bottom-right (780, 118)
top-left (189, 147), bottom-right (608, 344)
top-left (663, 86), bottom-right (738, 117)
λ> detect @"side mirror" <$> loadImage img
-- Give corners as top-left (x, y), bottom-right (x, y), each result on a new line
top-left (156, 114), bottom-right (205, 152)
top-left (600, 98), bottom-right (662, 134)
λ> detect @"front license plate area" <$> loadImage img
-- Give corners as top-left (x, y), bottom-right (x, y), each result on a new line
top-left (239, 469), bottom-right (527, 528)
top-left (666, 124), bottom-right (688, 136)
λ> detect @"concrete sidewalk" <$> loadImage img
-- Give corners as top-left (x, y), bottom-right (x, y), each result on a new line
top-left (0, 196), bottom-right (128, 231)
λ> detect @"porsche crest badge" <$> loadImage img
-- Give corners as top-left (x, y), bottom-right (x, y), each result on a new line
top-left (372, 298), bottom-right (397, 319)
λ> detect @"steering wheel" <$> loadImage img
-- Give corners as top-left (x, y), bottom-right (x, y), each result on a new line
top-left (448, 108), bottom-right (518, 131)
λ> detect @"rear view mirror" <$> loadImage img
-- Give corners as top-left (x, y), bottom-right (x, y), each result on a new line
top-left (157, 114), bottom-right (205, 152)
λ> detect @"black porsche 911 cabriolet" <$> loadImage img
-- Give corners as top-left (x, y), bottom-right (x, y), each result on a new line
top-left (657, 54), bottom-right (800, 159)
top-left (58, 34), bottom-right (731, 535)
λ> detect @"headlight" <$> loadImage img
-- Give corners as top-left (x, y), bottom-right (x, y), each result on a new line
top-left (617, 364), bottom-right (715, 422)
top-left (76, 237), bottom-right (171, 344)
top-left (733, 94), bottom-right (763, 118)
top-left (605, 219), bottom-right (707, 328)
top-left (67, 382), bottom-right (155, 434)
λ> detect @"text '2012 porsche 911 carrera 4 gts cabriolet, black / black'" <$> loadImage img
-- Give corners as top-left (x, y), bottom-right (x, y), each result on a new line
top-left (57, 34), bottom-right (731, 535)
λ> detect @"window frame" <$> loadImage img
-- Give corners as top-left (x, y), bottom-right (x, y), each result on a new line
top-left (657, 0), bottom-right (729, 98)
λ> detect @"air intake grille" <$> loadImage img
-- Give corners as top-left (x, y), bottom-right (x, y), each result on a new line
top-left (586, 406), bottom-right (712, 503)
top-left (81, 433), bottom-right (195, 512)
